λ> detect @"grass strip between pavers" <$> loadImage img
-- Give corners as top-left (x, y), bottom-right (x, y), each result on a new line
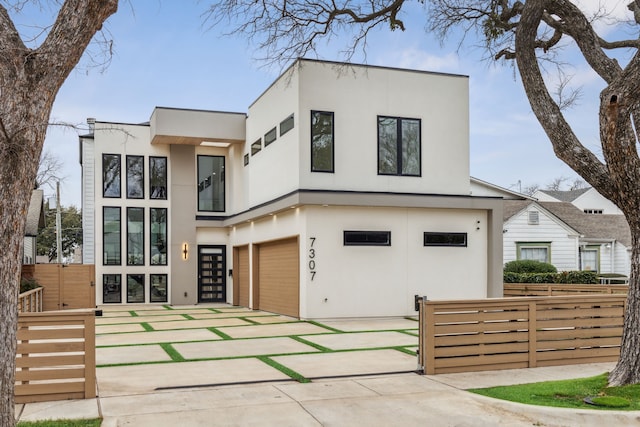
top-left (258, 355), bottom-right (310, 383)
top-left (163, 305), bottom-right (174, 310)
top-left (208, 327), bottom-right (233, 340)
top-left (237, 316), bottom-right (261, 325)
top-left (399, 330), bottom-right (419, 337)
top-left (140, 322), bottom-right (154, 331)
top-left (289, 335), bottom-right (332, 352)
top-left (182, 314), bottom-right (196, 320)
top-left (160, 343), bottom-right (186, 362)
top-left (17, 418), bottom-right (102, 427)
top-left (394, 346), bottom-right (417, 356)
top-left (306, 320), bottom-right (344, 333)
top-left (129, 310), bottom-right (139, 317)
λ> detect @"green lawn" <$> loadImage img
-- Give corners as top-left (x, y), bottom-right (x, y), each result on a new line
top-left (17, 419), bottom-right (102, 427)
top-left (470, 373), bottom-right (640, 410)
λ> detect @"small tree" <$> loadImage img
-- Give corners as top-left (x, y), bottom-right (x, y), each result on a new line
top-left (37, 204), bottom-right (82, 262)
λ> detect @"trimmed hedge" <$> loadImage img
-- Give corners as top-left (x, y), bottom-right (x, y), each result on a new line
top-left (20, 277), bottom-right (40, 293)
top-left (504, 260), bottom-right (557, 273)
top-left (503, 271), bottom-right (598, 284)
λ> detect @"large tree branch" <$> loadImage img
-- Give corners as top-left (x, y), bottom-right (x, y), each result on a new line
top-left (0, 4), bottom-right (28, 82)
top-left (515, 0), bottom-right (615, 202)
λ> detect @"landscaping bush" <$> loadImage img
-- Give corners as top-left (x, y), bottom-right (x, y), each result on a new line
top-left (20, 277), bottom-right (40, 293)
top-left (504, 260), bottom-right (557, 273)
top-left (503, 270), bottom-right (598, 284)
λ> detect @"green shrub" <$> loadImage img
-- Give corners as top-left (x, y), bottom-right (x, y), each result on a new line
top-left (503, 270), bottom-right (598, 284)
top-left (20, 277), bottom-right (40, 293)
top-left (504, 260), bottom-right (557, 273)
top-left (554, 271), bottom-right (598, 284)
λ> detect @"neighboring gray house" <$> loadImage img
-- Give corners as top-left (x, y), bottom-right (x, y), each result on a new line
top-left (24, 189), bottom-right (45, 265)
top-left (503, 199), bottom-right (630, 276)
top-left (534, 187), bottom-right (623, 215)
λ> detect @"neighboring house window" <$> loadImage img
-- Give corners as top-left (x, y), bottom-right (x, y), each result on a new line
top-left (150, 274), bottom-right (168, 303)
top-left (580, 246), bottom-right (600, 272)
top-left (197, 155), bottom-right (225, 212)
top-left (584, 209), bottom-right (603, 214)
top-left (344, 230), bottom-right (391, 246)
top-left (126, 155), bottom-right (144, 199)
top-left (149, 157), bottom-right (167, 199)
top-left (251, 139), bottom-right (262, 156)
top-left (280, 114), bottom-right (294, 136)
top-left (378, 116), bottom-right (421, 176)
top-left (517, 242), bottom-right (551, 263)
top-left (528, 210), bottom-right (539, 225)
top-left (127, 274), bottom-right (145, 303)
top-left (127, 207), bottom-right (144, 266)
top-left (311, 111), bottom-right (334, 172)
top-left (424, 232), bottom-right (467, 247)
top-left (265, 127), bottom-right (277, 146)
top-left (150, 208), bottom-right (167, 265)
top-left (103, 207), bottom-right (121, 265)
top-left (102, 154), bottom-right (121, 198)
top-left (103, 274), bottom-right (121, 303)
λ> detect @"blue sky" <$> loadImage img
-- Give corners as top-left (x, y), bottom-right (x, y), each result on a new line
top-left (16, 0), bottom-right (631, 206)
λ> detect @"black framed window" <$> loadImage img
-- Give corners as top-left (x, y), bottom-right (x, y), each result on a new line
top-left (251, 139), bottom-right (262, 156)
top-left (103, 207), bottom-right (121, 265)
top-left (424, 232), bottom-right (467, 247)
top-left (197, 155), bottom-right (225, 212)
top-left (103, 274), bottom-right (121, 303)
top-left (127, 274), bottom-right (145, 303)
top-left (265, 127), bottom-right (277, 146)
top-left (126, 155), bottom-right (144, 199)
top-left (378, 116), bottom-right (421, 176)
top-left (344, 230), bottom-right (391, 246)
top-left (127, 207), bottom-right (144, 265)
top-left (311, 111), bottom-right (334, 173)
top-left (149, 156), bottom-right (167, 199)
top-left (102, 154), bottom-right (121, 198)
top-left (244, 153), bottom-right (249, 166)
top-left (280, 114), bottom-right (294, 136)
top-left (150, 208), bottom-right (167, 265)
top-left (150, 274), bottom-right (168, 303)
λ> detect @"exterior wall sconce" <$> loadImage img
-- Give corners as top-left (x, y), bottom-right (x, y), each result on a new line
top-left (182, 243), bottom-right (189, 261)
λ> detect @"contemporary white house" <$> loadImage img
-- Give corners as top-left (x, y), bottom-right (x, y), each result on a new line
top-left (80, 59), bottom-right (504, 318)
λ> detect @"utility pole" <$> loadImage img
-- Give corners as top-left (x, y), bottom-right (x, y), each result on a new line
top-left (56, 181), bottom-right (62, 263)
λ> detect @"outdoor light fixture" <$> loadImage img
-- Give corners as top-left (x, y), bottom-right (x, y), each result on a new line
top-left (182, 243), bottom-right (189, 260)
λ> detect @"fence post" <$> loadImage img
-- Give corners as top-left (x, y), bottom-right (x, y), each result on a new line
top-left (424, 303), bottom-right (436, 375)
top-left (84, 312), bottom-right (96, 398)
top-left (528, 301), bottom-right (537, 368)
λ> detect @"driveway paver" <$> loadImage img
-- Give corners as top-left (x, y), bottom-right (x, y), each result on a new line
top-left (174, 336), bottom-right (320, 359)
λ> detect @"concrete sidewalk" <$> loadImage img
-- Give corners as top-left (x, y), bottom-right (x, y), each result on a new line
top-left (14, 304), bottom-right (640, 426)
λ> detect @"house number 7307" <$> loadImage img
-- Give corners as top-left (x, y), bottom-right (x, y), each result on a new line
top-left (309, 237), bottom-right (317, 281)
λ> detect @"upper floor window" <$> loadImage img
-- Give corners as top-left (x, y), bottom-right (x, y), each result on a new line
top-left (102, 154), bottom-right (121, 198)
top-left (280, 114), bottom-right (294, 136)
top-left (251, 139), bottom-right (262, 156)
top-left (126, 155), bottom-right (144, 199)
top-left (150, 208), bottom-right (167, 265)
top-left (378, 116), bottom-right (421, 176)
top-left (197, 155), bottom-right (225, 212)
top-left (149, 157), bottom-right (167, 199)
top-left (127, 207), bottom-right (144, 266)
top-left (103, 207), bottom-right (121, 265)
top-left (311, 111), bottom-right (334, 173)
top-left (265, 127), bottom-right (277, 146)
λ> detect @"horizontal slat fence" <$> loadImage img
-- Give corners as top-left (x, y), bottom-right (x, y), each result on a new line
top-left (504, 283), bottom-right (628, 297)
top-left (18, 287), bottom-right (43, 313)
top-left (419, 295), bottom-right (626, 375)
top-left (16, 309), bottom-right (96, 403)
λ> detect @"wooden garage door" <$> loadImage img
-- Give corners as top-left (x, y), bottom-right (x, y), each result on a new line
top-left (258, 237), bottom-right (299, 317)
top-left (233, 245), bottom-right (250, 308)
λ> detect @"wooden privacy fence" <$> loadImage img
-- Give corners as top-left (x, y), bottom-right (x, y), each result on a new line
top-left (18, 287), bottom-right (44, 313)
top-left (504, 283), bottom-right (628, 297)
top-left (21, 264), bottom-right (95, 311)
top-left (418, 295), bottom-right (626, 375)
top-left (16, 309), bottom-right (96, 403)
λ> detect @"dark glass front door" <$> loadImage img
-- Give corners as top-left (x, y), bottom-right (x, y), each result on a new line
top-left (198, 245), bottom-right (226, 303)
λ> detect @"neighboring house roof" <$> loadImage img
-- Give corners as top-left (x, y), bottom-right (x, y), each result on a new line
top-left (470, 177), bottom-right (534, 200)
top-left (25, 189), bottom-right (45, 237)
top-left (536, 188), bottom-right (591, 202)
top-left (504, 199), bottom-right (631, 248)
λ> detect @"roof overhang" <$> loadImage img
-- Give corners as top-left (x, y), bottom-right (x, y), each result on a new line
top-left (150, 107), bottom-right (246, 146)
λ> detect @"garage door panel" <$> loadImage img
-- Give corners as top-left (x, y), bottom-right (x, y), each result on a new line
top-left (237, 246), bottom-right (250, 307)
top-left (258, 237), bottom-right (299, 318)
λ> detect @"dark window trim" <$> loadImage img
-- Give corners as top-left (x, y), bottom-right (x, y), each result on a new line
top-left (150, 273), bottom-right (168, 303)
top-left (197, 155), bottom-right (226, 213)
top-left (149, 156), bottom-right (168, 200)
top-left (280, 113), bottom-right (294, 136)
top-left (126, 155), bottom-right (145, 199)
top-left (244, 153), bottom-right (250, 166)
top-left (377, 116), bottom-right (422, 177)
top-left (264, 127), bottom-right (277, 146)
top-left (126, 207), bottom-right (145, 266)
top-left (150, 207), bottom-right (168, 266)
top-left (423, 232), bottom-right (467, 247)
top-left (311, 110), bottom-right (335, 173)
top-left (103, 206), bottom-right (121, 265)
top-left (102, 153), bottom-right (121, 198)
top-left (251, 139), bottom-right (262, 156)
top-left (126, 274), bottom-right (145, 304)
top-left (344, 230), bottom-right (391, 246)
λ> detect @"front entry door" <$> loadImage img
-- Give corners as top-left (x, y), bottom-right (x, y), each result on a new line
top-left (198, 245), bottom-right (226, 303)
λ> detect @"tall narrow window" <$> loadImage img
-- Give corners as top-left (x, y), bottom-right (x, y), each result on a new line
top-left (127, 207), bottom-right (144, 266)
top-left (103, 207), bottom-right (121, 265)
top-left (150, 208), bottom-right (167, 265)
top-left (127, 274), bottom-right (145, 303)
top-left (126, 155), bottom-right (144, 199)
top-left (103, 154), bottom-right (121, 197)
top-left (311, 111), bottom-right (334, 172)
top-left (197, 155), bottom-right (225, 212)
top-left (150, 274), bottom-right (168, 303)
top-left (103, 274), bottom-right (121, 303)
top-left (378, 116), bottom-right (421, 176)
top-left (149, 156), bottom-right (167, 199)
